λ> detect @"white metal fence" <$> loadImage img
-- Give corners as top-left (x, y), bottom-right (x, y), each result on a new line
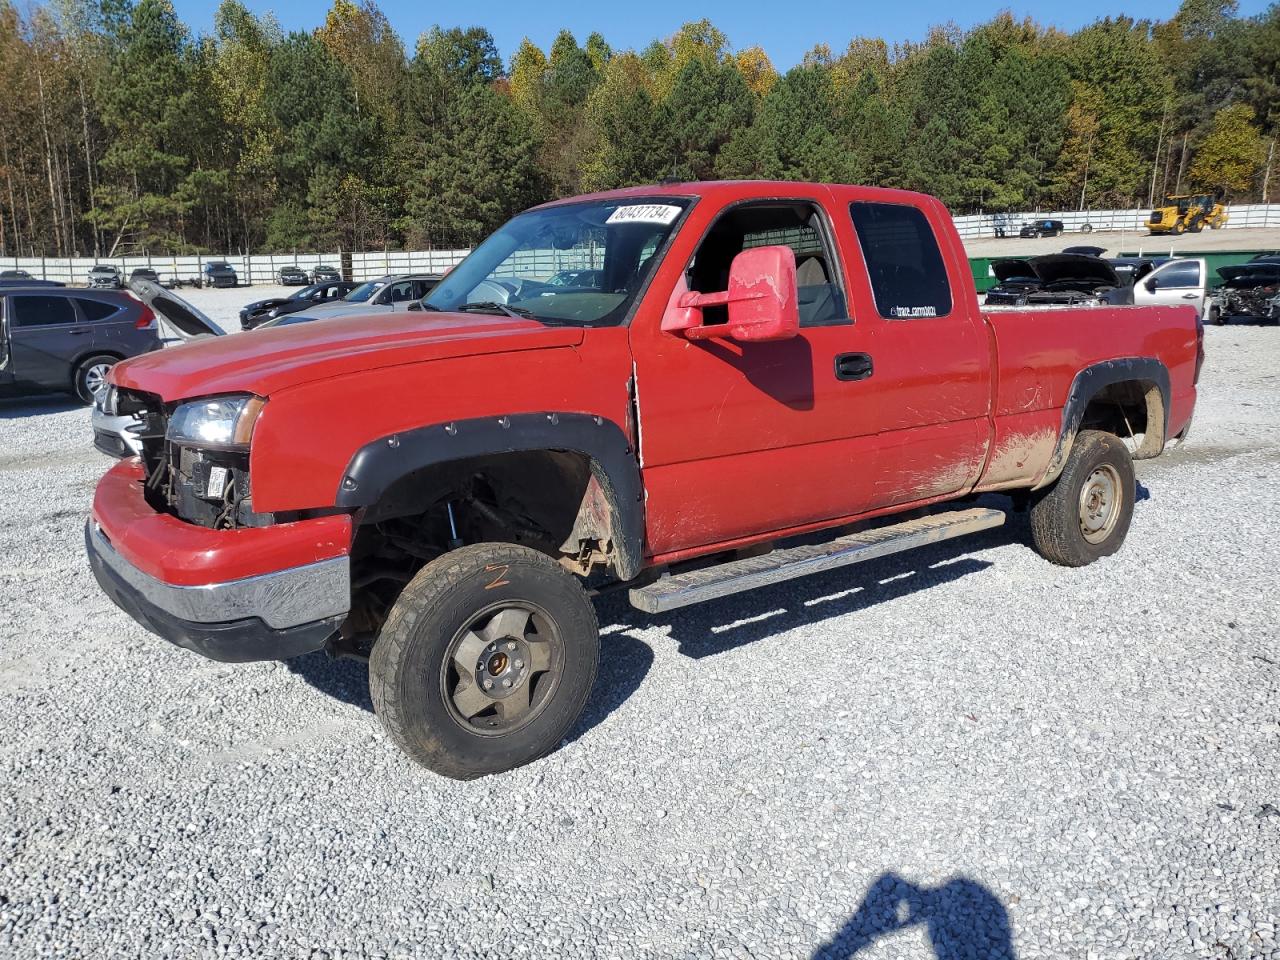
top-left (952, 203), bottom-right (1280, 239)
top-left (3, 204), bottom-right (1278, 285)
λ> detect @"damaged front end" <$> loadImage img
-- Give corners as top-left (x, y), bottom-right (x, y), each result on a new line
top-left (120, 389), bottom-right (274, 529)
top-left (1217, 265), bottom-right (1280, 320)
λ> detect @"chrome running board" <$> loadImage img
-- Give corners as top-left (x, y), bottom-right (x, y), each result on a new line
top-left (628, 507), bottom-right (1006, 615)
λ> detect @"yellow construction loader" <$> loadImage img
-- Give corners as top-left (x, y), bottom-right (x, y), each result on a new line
top-left (1146, 194), bottom-right (1229, 235)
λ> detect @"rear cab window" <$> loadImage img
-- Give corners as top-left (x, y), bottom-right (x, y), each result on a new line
top-left (848, 202), bottom-right (952, 320)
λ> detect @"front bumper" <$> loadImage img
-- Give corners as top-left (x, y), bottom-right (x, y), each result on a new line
top-left (91, 407), bottom-right (143, 458)
top-left (87, 459), bottom-right (352, 662)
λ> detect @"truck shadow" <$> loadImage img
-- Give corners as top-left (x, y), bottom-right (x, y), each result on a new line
top-left (813, 871), bottom-right (1016, 959)
top-left (595, 524), bottom-right (1006, 660)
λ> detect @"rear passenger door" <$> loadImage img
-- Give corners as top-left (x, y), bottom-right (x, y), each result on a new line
top-left (831, 198), bottom-right (993, 507)
top-left (76, 294), bottom-right (136, 351)
top-left (6, 294), bottom-right (88, 389)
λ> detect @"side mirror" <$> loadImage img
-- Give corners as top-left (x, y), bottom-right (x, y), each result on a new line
top-left (407, 300), bottom-right (423, 311)
top-left (662, 245), bottom-right (799, 342)
top-left (1145, 277), bottom-right (1159, 293)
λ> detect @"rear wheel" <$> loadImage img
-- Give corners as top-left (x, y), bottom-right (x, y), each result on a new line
top-left (369, 543), bottom-right (599, 779)
top-left (1029, 430), bottom-right (1136, 567)
top-left (1173, 220), bottom-right (1186, 236)
top-left (73, 354), bottom-right (117, 405)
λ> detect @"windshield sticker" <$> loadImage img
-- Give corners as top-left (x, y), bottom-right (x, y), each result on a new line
top-left (606, 204), bottom-right (682, 226)
top-left (891, 306), bottom-right (938, 318)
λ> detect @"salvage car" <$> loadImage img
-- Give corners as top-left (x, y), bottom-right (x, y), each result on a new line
top-left (1214, 262), bottom-right (1280, 323)
top-left (280, 273), bottom-right (441, 324)
top-left (239, 281), bottom-right (361, 330)
top-left (277, 265), bottom-right (309, 285)
top-left (1, 285), bottom-right (173, 404)
top-left (0, 269), bottom-right (32, 280)
top-left (87, 181), bottom-right (1201, 779)
top-left (310, 264), bottom-right (341, 283)
top-left (88, 264), bottom-right (123, 289)
top-left (985, 254), bottom-right (1132, 306)
top-left (129, 268), bottom-right (161, 286)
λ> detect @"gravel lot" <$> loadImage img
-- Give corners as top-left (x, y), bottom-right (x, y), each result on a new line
top-left (1, 288), bottom-right (1278, 959)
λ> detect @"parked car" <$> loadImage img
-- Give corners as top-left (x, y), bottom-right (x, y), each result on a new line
top-left (87, 180), bottom-right (1202, 780)
top-left (129, 268), bottom-right (161, 285)
top-left (90, 281), bottom-right (225, 456)
top-left (1212, 262), bottom-right (1280, 323)
top-left (239, 280), bottom-right (361, 330)
top-left (1019, 219), bottom-right (1065, 238)
top-left (0, 284), bottom-right (211, 405)
top-left (1062, 245), bottom-right (1106, 257)
top-left (202, 261), bottom-right (238, 288)
top-left (985, 254), bottom-right (1131, 306)
top-left (310, 264), bottom-right (341, 283)
top-left (0, 269), bottom-right (32, 280)
top-left (279, 273), bottom-right (441, 324)
top-left (87, 264), bottom-right (123, 289)
top-left (1132, 258), bottom-right (1209, 320)
top-left (276, 265), bottom-right (309, 285)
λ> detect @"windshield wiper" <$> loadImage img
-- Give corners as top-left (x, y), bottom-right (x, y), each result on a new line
top-left (456, 301), bottom-right (536, 319)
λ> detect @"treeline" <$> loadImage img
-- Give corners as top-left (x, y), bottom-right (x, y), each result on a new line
top-left (0, 0), bottom-right (1277, 257)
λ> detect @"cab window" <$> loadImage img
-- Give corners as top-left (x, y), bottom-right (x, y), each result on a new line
top-left (1153, 260), bottom-right (1201, 289)
top-left (687, 201), bottom-right (847, 327)
top-left (849, 202), bottom-right (952, 319)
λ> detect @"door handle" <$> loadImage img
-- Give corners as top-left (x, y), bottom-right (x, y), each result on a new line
top-left (834, 352), bottom-right (873, 381)
top-left (1181, 293), bottom-right (1199, 299)
top-left (67, 327), bottom-right (91, 335)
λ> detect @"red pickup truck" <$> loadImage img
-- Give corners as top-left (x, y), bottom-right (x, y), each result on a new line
top-left (86, 181), bottom-right (1202, 778)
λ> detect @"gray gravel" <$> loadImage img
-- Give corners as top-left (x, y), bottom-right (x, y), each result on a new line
top-left (1, 300), bottom-right (1277, 959)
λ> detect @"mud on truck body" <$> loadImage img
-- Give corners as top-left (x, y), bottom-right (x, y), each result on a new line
top-left (86, 181), bottom-right (1203, 779)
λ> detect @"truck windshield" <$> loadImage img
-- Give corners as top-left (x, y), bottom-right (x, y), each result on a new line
top-left (422, 198), bottom-right (690, 326)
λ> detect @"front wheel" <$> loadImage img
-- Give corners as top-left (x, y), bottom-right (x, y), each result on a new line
top-left (1029, 430), bottom-right (1136, 567)
top-left (369, 543), bottom-right (599, 779)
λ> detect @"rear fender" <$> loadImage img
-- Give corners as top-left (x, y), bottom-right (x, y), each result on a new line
top-left (1035, 357), bottom-right (1170, 490)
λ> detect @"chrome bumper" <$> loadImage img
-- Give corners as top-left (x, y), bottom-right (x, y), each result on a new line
top-left (87, 521), bottom-right (350, 630)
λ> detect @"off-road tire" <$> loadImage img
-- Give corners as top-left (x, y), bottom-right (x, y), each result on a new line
top-left (1029, 430), bottom-right (1135, 567)
top-left (73, 354), bottom-right (117, 405)
top-left (369, 543), bottom-right (599, 779)
top-left (1173, 220), bottom-right (1186, 235)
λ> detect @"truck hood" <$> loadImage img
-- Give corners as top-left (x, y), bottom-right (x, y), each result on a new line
top-left (991, 259), bottom-right (1037, 283)
top-left (110, 310), bottom-right (583, 400)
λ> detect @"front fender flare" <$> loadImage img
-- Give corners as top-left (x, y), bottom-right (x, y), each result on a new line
top-left (335, 413), bottom-right (645, 581)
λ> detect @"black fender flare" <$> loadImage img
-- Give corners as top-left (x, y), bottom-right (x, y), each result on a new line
top-left (1036, 357), bottom-right (1170, 489)
top-left (335, 413), bottom-right (645, 581)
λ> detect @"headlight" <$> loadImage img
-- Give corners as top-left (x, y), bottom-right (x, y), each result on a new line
top-left (94, 384), bottom-right (118, 416)
top-left (167, 395), bottom-right (264, 447)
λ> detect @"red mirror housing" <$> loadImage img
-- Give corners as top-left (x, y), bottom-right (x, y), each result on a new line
top-left (662, 245), bottom-right (799, 342)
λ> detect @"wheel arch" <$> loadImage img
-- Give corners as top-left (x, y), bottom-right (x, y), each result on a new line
top-left (1035, 357), bottom-right (1170, 490)
top-left (336, 413), bottom-right (645, 581)
top-left (69, 349), bottom-right (125, 391)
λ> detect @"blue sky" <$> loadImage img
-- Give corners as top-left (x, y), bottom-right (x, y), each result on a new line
top-left (172, 0), bottom-right (1271, 68)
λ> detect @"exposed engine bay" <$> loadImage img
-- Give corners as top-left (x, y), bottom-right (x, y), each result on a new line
top-left (1217, 263), bottom-right (1280, 321)
top-left (985, 254), bottom-right (1132, 308)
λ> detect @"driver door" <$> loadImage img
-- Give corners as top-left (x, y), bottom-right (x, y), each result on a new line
top-left (628, 192), bottom-right (888, 561)
top-left (1135, 258), bottom-right (1206, 317)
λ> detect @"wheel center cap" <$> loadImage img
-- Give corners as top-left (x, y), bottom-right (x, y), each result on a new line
top-left (487, 652), bottom-right (509, 674)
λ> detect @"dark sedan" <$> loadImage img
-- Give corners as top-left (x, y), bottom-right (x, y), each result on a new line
top-left (1019, 219), bottom-right (1065, 238)
top-left (202, 261), bottom-right (238, 288)
top-left (310, 264), bottom-right (341, 283)
top-left (129, 267), bottom-right (161, 285)
top-left (277, 265), bottom-right (309, 285)
top-left (239, 280), bottom-right (361, 330)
